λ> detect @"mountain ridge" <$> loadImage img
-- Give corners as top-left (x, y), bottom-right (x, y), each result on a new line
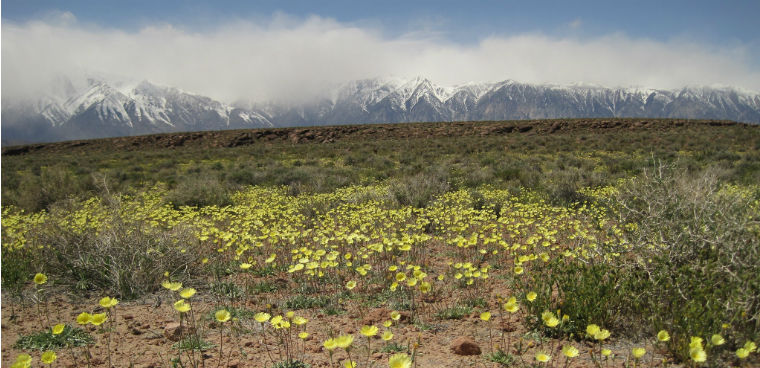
top-left (3, 76), bottom-right (760, 144)
top-left (3, 119), bottom-right (748, 156)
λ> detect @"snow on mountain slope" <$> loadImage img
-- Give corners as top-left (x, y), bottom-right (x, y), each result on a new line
top-left (2, 78), bottom-right (274, 142)
top-left (3, 76), bottom-right (759, 144)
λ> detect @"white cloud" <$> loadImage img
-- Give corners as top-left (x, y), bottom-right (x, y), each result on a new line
top-left (569, 18), bottom-right (583, 29)
top-left (3, 14), bottom-right (759, 104)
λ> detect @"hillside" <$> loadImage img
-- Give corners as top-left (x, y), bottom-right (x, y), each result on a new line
top-left (2, 118), bottom-right (759, 367)
top-left (0, 118), bottom-right (743, 156)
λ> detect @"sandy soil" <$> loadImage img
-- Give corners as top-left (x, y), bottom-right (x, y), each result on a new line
top-left (2, 288), bottom-right (675, 368)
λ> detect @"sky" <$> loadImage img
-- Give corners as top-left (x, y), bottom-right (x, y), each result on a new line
top-left (3, 0), bottom-right (760, 103)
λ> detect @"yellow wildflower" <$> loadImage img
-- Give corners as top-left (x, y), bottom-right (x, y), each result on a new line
top-left (254, 312), bottom-right (271, 323)
top-left (76, 312), bottom-right (92, 325)
top-left (690, 348), bottom-right (707, 363)
top-left (388, 353), bottom-right (412, 368)
top-left (586, 324), bottom-right (600, 337)
top-left (215, 309), bottom-right (231, 323)
top-left (736, 348), bottom-right (749, 359)
top-left (632, 348), bottom-right (646, 359)
top-left (562, 345), bottom-right (579, 358)
top-left (594, 329), bottom-right (610, 340)
top-left (360, 325), bottom-right (378, 337)
top-left (535, 352), bottom-right (551, 362)
top-left (90, 313), bottom-right (107, 326)
top-left (40, 351), bottom-right (56, 365)
top-left (173, 300), bottom-right (190, 313)
top-left (657, 330), bottom-right (670, 342)
top-left (744, 341), bottom-right (757, 352)
top-left (324, 338), bottom-right (338, 351)
top-left (179, 288), bottom-right (196, 299)
top-left (711, 334), bottom-right (725, 346)
top-left (99, 296), bottom-right (119, 309)
top-left (335, 334), bottom-right (354, 349)
top-left (12, 353), bottom-right (32, 368)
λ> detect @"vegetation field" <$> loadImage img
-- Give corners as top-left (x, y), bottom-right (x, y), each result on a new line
top-left (2, 119), bottom-right (759, 368)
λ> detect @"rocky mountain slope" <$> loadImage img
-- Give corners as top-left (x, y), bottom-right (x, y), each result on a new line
top-left (3, 76), bottom-right (759, 144)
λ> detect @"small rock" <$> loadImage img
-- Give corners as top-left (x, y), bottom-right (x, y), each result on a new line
top-left (123, 314), bottom-right (135, 320)
top-left (244, 341), bottom-right (254, 347)
top-left (227, 360), bottom-right (241, 368)
top-left (361, 307), bottom-right (411, 325)
top-left (499, 321), bottom-right (516, 332)
top-left (361, 308), bottom-right (391, 325)
top-left (164, 322), bottom-right (195, 341)
top-left (372, 353), bottom-right (383, 359)
top-left (450, 336), bottom-right (481, 356)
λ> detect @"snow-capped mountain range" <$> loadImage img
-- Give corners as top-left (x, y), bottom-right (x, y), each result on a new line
top-left (3, 76), bottom-right (760, 144)
top-left (2, 78), bottom-right (272, 144)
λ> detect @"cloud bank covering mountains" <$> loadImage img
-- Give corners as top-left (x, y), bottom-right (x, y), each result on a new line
top-left (3, 13), bottom-right (760, 143)
top-left (3, 76), bottom-right (759, 144)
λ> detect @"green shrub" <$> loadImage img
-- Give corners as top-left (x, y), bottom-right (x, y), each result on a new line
top-left (381, 342), bottom-right (408, 353)
top-left (14, 325), bottom-right (94, 350)
top-left (389, 170), bottom-right (449, 208)
top-left (608, 166), bottom-right (760, 362)
top-left (173, 335), bottom-right (215, 352)
top-left (249, 280), bottom-right (279, 294)
top-left (21, 191), bottom-right (202, 299)
top-left (517, 259), bottom-right (626, 338)
top-left (435, 305), bottom-right (472, 320)
top-left (486, 350), bottom-right (516, 366)
top-left (165, 176), bottom-right (232, 208)
top-left (209, 282), bottom-right (243, 300)
top-left (282, 295), bottom-right (333, 310)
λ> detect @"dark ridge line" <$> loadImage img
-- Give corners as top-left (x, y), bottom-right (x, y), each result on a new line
top-left (1, 118), bottom-right (747, 156)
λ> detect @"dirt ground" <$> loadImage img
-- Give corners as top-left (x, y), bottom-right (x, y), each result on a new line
top-left (2, 288), bottom-right (676, 368)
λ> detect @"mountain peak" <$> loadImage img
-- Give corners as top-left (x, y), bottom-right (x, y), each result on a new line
top-left (3, 77), bottom-right (759, 144)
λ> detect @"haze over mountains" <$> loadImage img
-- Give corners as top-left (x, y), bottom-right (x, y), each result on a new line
top-left (3, 76), bottom-right (760, 144)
